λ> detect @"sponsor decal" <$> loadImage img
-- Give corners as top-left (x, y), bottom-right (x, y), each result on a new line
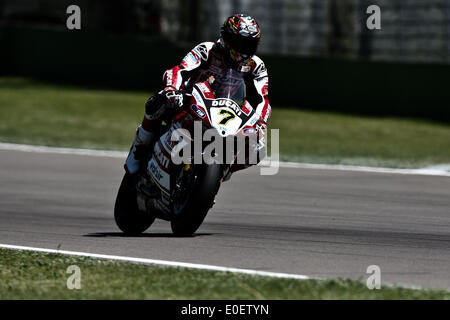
top-left (245, 24), bottom-right (258, 33)
top-left (197, 82), bottom-right (209, 92)
top-left (253, 62), bottom-right (267, 77)
top-left (212, 99), bottom-right (242, 116)
top-left (196, 82), bottom-right (215, 99)
top-left (243, 127), bottom-right (255, 135)
top-left (165, 70), bottom-right (173, 84)
top-left (218, 125), bottom-right (228, 134)
top-left (183, 52), bottom-right (199, 65)
top-left (241, 102), bottom-right (252, 116)
top-left (191, 104), bottom-right (206, 118)
top-left (147, 157), bottom-right (171, 192)
top-left (192, 44), bottom-right (208, 61)
top-left (153, 141), bottom-right (170, 169)
top-left (148, 159), bottom-right (163, 181)
top-left (192, 90), bottom-right (204, 106)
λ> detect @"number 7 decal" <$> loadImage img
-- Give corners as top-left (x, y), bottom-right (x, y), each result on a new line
top-left (218, 109), bottom-right (236, 125)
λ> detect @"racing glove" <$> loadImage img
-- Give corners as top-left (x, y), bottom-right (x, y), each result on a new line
top-left (163, 86), bottom-right (184, 109)
top-left (255, 119), bottom-right (267, 132)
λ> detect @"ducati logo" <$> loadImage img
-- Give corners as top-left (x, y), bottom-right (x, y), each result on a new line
top-left (212, 99), bottom-right (242, 116)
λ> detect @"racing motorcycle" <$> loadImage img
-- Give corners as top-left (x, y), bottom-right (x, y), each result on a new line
top-left (114, 68), bottom-right (264, 236)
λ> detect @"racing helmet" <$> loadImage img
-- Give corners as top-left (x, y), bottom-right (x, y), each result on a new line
top-left (220, 14), bottom-right (261, 64)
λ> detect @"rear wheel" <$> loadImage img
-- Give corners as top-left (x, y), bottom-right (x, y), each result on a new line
top-left (170, 164), bottom-right (222, 236)
top-left (114, 173), bottom-right (155, 235)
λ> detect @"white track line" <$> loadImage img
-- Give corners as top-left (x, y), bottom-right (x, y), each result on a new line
top-left (0, 243), bottom-right (310, 280)
top-left (1, 142), bottom-right (450, 177)
top-left (0, 243), bottom-right (431, 291)
top-left (0, 142), bottom-right (126, 158)
top-left (270, 161), bottom-right (450, 177)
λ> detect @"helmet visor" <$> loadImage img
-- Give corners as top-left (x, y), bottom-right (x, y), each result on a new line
top-left (224, 33), bottom-right (259, 56)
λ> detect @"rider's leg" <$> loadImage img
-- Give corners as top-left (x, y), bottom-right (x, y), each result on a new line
top-left (124, 94), bottom-right (165, 174)
top-left (124, 125), bottom-right (155, 174)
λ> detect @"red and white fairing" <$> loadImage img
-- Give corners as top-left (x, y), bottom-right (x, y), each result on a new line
top-left (147, 70), bottom-right (262, 205)
top-left (190, 82), bottom-right (260, 138)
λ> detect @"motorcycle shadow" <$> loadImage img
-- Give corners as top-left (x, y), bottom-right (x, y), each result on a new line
top-left (83, 232), bottom-right (214, 238)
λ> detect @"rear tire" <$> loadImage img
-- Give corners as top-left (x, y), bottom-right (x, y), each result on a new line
top-left (114, 173), bottom-right (155, 235)
top-left (170, 164), bottom-right (222, 236)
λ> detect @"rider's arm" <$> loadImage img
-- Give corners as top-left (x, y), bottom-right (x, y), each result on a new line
top-left (250, 57), bottom-right (271, 125)
top-left (162, 42), bottom-right (214, 90)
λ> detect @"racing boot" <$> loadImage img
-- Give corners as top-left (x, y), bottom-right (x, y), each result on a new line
top-left (124, 125), bottom-right (155, 174)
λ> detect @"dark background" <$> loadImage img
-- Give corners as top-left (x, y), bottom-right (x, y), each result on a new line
top-left (1, 0), bottom-right (449, 121)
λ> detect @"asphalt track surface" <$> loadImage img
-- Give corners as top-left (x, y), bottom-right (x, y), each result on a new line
top-left (1, 149), bottom-right (450, 290)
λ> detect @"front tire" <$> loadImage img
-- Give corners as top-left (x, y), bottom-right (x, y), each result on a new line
top-left (114, 173), bottom-right (155, 235)
top-left (170, 164), bottom-right (222, 236)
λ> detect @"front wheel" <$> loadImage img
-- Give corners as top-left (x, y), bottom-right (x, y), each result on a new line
top-left (114, 173), bottom-right (155, 235)
top-left (170, 164), bottom-right (222, 236)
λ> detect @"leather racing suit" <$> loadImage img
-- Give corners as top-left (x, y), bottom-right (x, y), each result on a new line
top-left (125, 41), bottom-right (271, 174)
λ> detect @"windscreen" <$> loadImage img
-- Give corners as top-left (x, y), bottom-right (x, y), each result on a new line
top-left (209, 68), bottom-right (245, 107)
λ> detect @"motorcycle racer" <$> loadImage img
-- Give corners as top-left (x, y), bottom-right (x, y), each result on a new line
top-left (125, 13), bottom-right (272, 175)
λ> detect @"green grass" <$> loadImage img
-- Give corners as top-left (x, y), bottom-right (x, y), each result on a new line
top-left (1, 77), bottom-right (450, 168)
top-left (0, 77), bottom-right (146, 150)
top-left (1, 248), bottom-right (449, 299)
top-left (271, 109), bottom-right (450, 168)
